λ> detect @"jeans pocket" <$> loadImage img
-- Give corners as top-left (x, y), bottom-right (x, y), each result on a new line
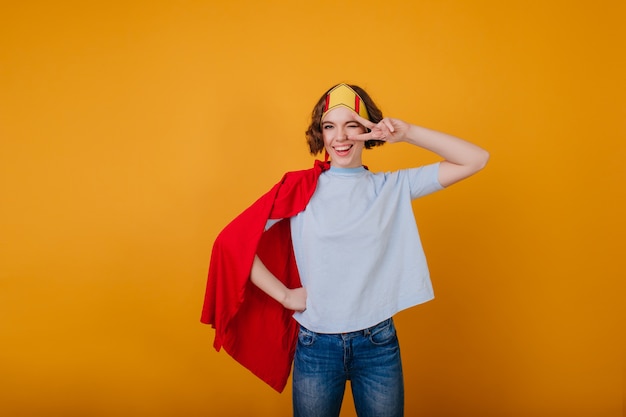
top-left (297, 326), bottom-right (317, 347)
top-left (369, 320), bottom-right (397, 346)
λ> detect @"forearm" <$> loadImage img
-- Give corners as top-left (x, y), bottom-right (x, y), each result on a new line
top-left (250, 255), bottom-right (289, 305)
top-left (250, 255), bottom-right (307, 311)
top-left (405, 125), bottom-right (487, 168)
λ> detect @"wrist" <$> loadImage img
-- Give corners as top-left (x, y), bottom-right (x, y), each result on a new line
top-left (280, 289), bottom-right (291, 307)
top-left (401, 124), bottom-right (421, 144)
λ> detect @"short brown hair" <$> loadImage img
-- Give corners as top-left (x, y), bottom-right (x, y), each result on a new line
top-left (305, 84), bottom-right (385, 155)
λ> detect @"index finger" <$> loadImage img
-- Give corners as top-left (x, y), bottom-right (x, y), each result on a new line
top-left (352, 112), bottom-right (376, 130)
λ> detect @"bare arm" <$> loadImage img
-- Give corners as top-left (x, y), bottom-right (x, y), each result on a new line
top-left (250, 255), bottom-right (307, 311)
top-left (402, 124), bottom-right (489, 187)
top-left (349, 114), bottom-right (490, 187)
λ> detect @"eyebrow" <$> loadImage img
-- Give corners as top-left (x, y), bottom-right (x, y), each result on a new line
top-left (321, 120), bottom-right (359, 125)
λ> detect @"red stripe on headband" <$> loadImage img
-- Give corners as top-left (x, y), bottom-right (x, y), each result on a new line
top-left (354, 96), bottom-right (361, 114)
top-left (324, 94), bottom-right (330, 112)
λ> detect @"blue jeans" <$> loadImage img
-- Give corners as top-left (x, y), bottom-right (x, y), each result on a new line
top-left (292, 318), bottom-right (404, 417)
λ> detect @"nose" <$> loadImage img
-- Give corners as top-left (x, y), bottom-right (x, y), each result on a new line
top-left (335, 126), bottom-right (348, 141)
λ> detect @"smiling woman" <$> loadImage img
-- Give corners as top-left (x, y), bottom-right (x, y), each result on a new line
top-left (201, 83), bottom-right (489, 416)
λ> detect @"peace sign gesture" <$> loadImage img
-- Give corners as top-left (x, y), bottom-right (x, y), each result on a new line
top-left (347, 113), bottom-right (412, 144)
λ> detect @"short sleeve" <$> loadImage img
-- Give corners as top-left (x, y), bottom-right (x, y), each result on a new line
top-left (405, 162), bottom-right (444, 200)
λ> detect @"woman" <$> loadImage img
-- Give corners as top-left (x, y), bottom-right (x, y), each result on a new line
top-left (248, 83), bottom-right (489, 416)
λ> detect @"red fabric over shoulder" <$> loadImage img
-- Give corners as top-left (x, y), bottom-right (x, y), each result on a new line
top-left (200, 160), bottom-right (328, 392)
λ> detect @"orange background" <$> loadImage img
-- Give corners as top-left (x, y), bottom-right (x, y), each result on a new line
top-left (1, 1), bottom-right (624, 416)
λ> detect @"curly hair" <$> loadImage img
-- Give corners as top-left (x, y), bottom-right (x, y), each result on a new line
top-left (305, 84), bottom-right (385, 155)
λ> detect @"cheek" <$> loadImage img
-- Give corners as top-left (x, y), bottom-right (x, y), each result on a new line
top-left (322, 131), bottom-right (333, 145)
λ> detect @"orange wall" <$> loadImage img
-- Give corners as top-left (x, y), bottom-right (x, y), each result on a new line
top-left (1, 1), bottom-right (624, 416)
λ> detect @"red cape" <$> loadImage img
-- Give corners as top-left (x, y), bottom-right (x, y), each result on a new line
top-left (200, 160), bottom-right (329, 392)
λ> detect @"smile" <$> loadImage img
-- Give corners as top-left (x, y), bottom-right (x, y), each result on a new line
top-left (333, 144), bottom-right (353, 153)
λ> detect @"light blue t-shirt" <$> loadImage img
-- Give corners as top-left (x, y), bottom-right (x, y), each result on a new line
top-left (289, 163), bottom-right (443, 333)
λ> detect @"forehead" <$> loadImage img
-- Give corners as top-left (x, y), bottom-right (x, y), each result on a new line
top-left (321, 106), bottom-right (357, 123)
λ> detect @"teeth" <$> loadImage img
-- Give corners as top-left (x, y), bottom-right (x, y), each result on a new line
top-left (334, 145), bottom-right (351, 151)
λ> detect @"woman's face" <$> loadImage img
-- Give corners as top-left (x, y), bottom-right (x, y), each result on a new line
top-left (321, 106), bottom-right (367, 168)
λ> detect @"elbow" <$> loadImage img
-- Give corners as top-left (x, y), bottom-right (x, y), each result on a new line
top-left (250, 255), bottom-right (262, 286)
top-left (476, 149), bottom-right (490, 171)
top-left (468, 148), bottom-right (489, 174)
top-left (464, 149), bottom-right (489, 179)
top-left (437, 148), bottom-right (490, 187)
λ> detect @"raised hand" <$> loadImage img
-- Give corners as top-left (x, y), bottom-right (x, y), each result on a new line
top-left (348, 113), bottom-right (412, 144)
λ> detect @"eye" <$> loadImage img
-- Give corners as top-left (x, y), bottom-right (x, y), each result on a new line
top-left (323, 124), bottom-right (334, 129)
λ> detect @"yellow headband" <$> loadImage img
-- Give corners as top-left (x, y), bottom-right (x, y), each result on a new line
top-left (322, 83), bottom-right (370, 121)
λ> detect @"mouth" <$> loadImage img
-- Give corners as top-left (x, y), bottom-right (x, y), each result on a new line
top-left (332, 144), bottom-right (353, 156)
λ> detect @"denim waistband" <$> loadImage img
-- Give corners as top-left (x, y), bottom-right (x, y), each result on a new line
top-left (301, 318), bottom-right (393, 338)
